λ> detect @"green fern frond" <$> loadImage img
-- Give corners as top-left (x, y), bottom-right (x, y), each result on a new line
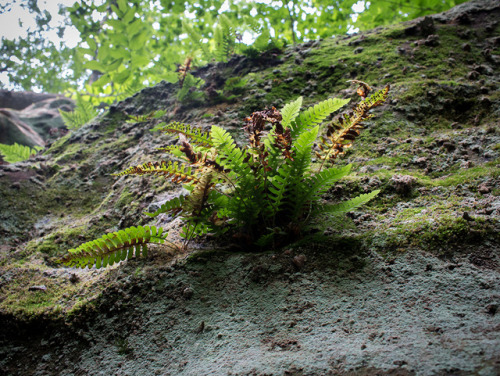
top-left (115, 80), bottom-right (145, 101)
top-left (292, 164), bottom-right (352, 219)
top-left (268, 162), bottom-right (292, 211)
top-left (59, 226), bottom-right (167, 269)
top-left (243, 15), bottom-right (262, 34)
top-left (180, 219), bottom-right (211, 239)
top-left (158, 122), bottom-right (212, 148)
top-left (183, 21), bottom-right (211, 59)
top-left (114, 160), bottom-right (199, 184)
top-left (291, 97), bottom-right (349, 137)
top-left (281, 96), bottom-right (303, 128)
top-left (317, 190), bottom-right (380, 215)
top-left (157, 144), bottom-right (183, 154)
top-left (210, 125), bottom-right (249, 175)
top-left (0, 143), bottom-right (42, 163)
top-left (59, 93), bottom-right (98, 129)
top-left (145, 195), bottom-right (187, 218)
top-left (285, 126), bottom-right (319, 213)
top-left (266, 126), bottom-right (319, 219)
top-left (214, 14), bottom-right (234, 62)
top-left (176, 73), bottom-right (204, 101)
top-left (304, 164), bottom-right (352, 199)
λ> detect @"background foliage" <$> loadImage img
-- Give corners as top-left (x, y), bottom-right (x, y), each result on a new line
top-left (1, 0), bottom-right (466, 104)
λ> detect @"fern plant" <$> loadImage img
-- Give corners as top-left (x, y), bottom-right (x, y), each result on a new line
top-left (59, 93), bottom-right (98, 129)
top-left (0, 143), bottom-right (43, 163)
top-left (60, 83), bottom-right (389, 269)
top-left (122, 84), bottom-right (388, 246)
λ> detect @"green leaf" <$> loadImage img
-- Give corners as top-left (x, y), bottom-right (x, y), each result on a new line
top-left (127, 19), bottom-right (144, 38)
top-left (113, 70), bottom-right (131, 85)
top-left (86, 37), bottom-right (97, 51)
top-left (123, 7), bottom-right (136, 24)
top-left (281, 96), bottom-right (303, 128)
top-left (0, 143), bottom-right (42, 163)
top-left (319, 190), bottom-right (380, 214)
top-left (60, 225), bottom-right (168, 269)
top-left (107, 58), bottom-right (123, 71)
top-left (84, 60), bottom-right (105, 72)
top-left (145, 196), bottom-right (187, 217)
top-left (117, 0), bottom-right (128, 14)
top-left (252, 28), bottom-right (271, 51)
top-left (130, 31), bottom-right (150, 50)
top-left (164, 71), bottom-right (179, 83)
top-left (59, 93), bottom-right (98, 129)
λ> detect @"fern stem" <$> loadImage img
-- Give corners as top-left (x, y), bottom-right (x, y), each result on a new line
top-left (182, 221), bottom-right (198, 251)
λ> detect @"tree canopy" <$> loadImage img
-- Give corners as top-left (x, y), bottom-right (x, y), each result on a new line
top-left (0, 0), bottom-right (466, 104)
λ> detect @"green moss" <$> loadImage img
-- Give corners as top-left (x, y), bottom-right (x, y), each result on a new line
top-left (369, 196), bottom-right (499, 254)
top-left (0, 268), bottom-right (78, 318)
top-left (115, 187), bottom-right (135, 209)
top-left (426, 161), bottom-right (499, 187)
top-left (23, 226), bottom-right (88, 259)
top-left (52, 142), bottom-right (88, 163)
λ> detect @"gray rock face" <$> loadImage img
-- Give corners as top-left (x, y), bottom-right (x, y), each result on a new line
top-left (0, 0), bottom-right (499, 375)
top-left (0, 96), bottom-right (74, 147)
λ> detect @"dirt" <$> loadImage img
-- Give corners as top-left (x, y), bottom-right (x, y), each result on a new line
top-left (0, 0), bottom-right (499, 375)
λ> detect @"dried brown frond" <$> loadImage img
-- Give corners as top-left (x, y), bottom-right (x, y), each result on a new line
top-left (178, 57), bottom-right (193, 88)
top-left (244, 106), bottom-right (282, 148)
top-left (317, 85), bottom-right (390, 164)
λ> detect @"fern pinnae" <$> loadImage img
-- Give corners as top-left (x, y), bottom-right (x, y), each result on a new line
top-left (280, 96), bottom-right (303, 128)
top-left (210, 125), bottom-right (250, 176)
top-left (305, 164), bottom-right (352, 199)
top-left (316, 190), bottom-right (380, 215)
top-left (291, 97), bottom-right (350, 137)
top-left (0, 143), bottom-right (42, 163)
top-left (60, 226), bottom-right (167, 269)
top-left (59, 93), bottom-right (98, 129)
top-left (316, 85), bottom-right (390, 171)
top-left (158, 122), bottom-right (212, 148)
top-left (145, 195), bottom-right (187, 218)
top-left (114, 160), bottom-right (199, 184)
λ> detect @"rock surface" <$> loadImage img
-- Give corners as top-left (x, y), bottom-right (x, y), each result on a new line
top-left (0, 1), bottom-right (499, 375)
top-left (0, 96), bottom-right (74, 147)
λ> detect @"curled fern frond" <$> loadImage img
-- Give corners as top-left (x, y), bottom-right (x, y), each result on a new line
top-left (317, 85), bottom-right (390, 164)
top-left (244, 107), bottom-right (282, 148)
top-left (145, 195), bottom-right (187, 218)
top-left (59, 226), bottom-right (167, 269)
top-left (114, 160), bottom-right (199, 184)
top-left (157, 122), bottom-right (212, 148)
